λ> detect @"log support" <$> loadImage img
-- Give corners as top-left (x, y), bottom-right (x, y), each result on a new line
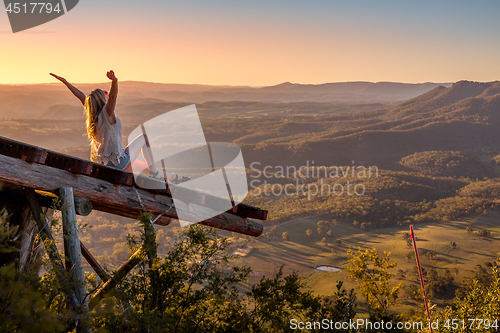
top-left (60, 187), bottom-right (91, 333)
top-left (25, 189), bottom-right (79, 308)
top-left (89, 248), bottom-right (145, 308)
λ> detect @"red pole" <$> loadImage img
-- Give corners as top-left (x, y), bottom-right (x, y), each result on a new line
top-left (410, 225), bottom-right (434, 333)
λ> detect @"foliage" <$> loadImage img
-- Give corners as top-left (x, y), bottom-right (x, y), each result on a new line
top-left (0, 208), bottom-right (19, 258)
top-left (93, 214), bottom-right (357, 332)
top-left (426, 269), bottom-right (454, 298)
top-left (399, 151), bottom-right (489, 178)
top-left (437, 267), bottom-right (500, 333)
top-left (0, 209), bottom-right (64, 332)
top-left (346, 247), bottom-right (402, 319)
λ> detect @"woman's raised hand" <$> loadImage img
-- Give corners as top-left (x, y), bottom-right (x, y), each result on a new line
top-left (50, 73), bottom-right (67, 83)
top-left (106, 70), bottom-right (117, 81)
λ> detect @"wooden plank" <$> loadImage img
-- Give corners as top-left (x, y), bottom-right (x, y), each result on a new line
top-left (231, 202), bottom-right (268, 221)
top-left (0, 135), bottom-right (132, 185)
top-left (0, 135), bottom-right (266, 221)
top-left (0, 136), bottom-right (47, 164)
top-left (44, 151), bottom-right (93, 175)
top-left (90, 163), bottom-right (134, 186)
top-left (134, 173), bottom-right (268, 221)
top-left (0, 153), bottom-right (263, 236)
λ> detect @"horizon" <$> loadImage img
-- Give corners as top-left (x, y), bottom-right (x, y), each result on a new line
top-left (0, 79), bottom-right (459, 87)
top-left (2, 1), bottom-right (500, 85)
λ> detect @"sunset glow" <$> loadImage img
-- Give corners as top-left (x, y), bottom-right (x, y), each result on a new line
top-left (1, 0), bottom-right (500, 85)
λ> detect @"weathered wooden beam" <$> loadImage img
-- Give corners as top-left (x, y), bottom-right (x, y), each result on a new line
top-left (80, 241), bottom-right (134, 314)
top-left (35, 190), bottom-right (93, 216)
top-left (44, 151), bottom-right (93, 175)
top-left (89, 248), bottom-right (145, 308)
top-left (0, 135), bottom-right (267, 222)
top-left (0, 154), bottom-right (263, 236)
top-left (135, 175), bottom-right (267, 220)
top-left (80, 241), bottom-right (109, 281)
top-left (25, 189), bottom-right (79, 309)
top-left (0, 136), bottom-right (47, 164)
top-left (233, 202), bottom-right (268, 221)
top-left (60, 187), bottom-right (91, 333)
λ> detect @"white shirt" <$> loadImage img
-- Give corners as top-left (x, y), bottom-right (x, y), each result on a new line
top-left (90, 106), bottom-right (125, 166)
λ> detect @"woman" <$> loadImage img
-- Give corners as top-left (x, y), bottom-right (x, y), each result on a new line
top-left (50, 71), bottom-right (168, 180)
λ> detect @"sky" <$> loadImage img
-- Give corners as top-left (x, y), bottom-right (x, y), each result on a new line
top-left (1, 0), bottom-right (500, 86)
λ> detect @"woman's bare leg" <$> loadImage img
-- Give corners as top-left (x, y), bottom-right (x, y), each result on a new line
top-left (124, 134), bottom-right (175, 180)
top-left (125, 159), bottom-right (148, 173)
top-left (125, 134), bottom-right (158, 174)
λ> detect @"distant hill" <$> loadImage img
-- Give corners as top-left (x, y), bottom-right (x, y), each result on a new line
top-left (3, 79), bottom-right (500, 179)
top-left (0, 81), bottom-right (450, 119)
top-left (228, 80), bottom-right (500, 171)
top-left (146, 81), bottom-right (451, 103)
top-left (384, 80), bottom-right (500, 120)
top-left (37, 104), bottom-right (83, 119)
top-left (398, 151), bottom-right (491, 178)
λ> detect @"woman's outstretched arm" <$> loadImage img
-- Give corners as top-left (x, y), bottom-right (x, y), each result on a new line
top-left (50, 73), bottom-right (86, 106)
top-left (105, 70), bottom-right (118, 117)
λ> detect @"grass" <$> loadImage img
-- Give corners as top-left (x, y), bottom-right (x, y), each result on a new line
top-left (230, 212), bottom-right (500, 314)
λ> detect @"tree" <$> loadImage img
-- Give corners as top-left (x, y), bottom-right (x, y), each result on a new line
top-left (270, 226), bottom-right (277, 236)
top-left (317, 228), bottom-right (322, 235)
top-left (321, 237), bottom-right (328, 247)
top-left (326, 230), bottom-right (333, 237)
top-left (425, 251), bottom-right (436, 260)
top-left (474, 264), bottom-right (491, 287)
top-left (282, 231), bottom-right (291, 241)
top-left (477, 229), bottom-right (491, 238)
top-left (439, 267), bottom-right (500, 333)
top-left (402, 284), bottom-right (420, 301)
top-left (466, 226), bottom-right (474, 233)
top-left (0, 209), bottom-right (361, 333)
top-left (0, 209), bottom-right (64, 332)
top-left (346, 247), bottom-right (402, 319)
top-left (94, 217), bottom-right (358, 332)
top-left (306, 229), bottom-right (313, 238)
top-left (406, 238), bottom-right (413, 248)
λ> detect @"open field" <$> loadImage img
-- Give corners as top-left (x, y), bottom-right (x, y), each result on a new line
top-left (230, 212), bottom-right (500, 314)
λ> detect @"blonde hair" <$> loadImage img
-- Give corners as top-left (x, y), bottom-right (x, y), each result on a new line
top-left (84, 89), bottom-right (107, 141)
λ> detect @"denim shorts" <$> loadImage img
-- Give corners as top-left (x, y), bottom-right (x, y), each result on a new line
top-left (106, 151), bottom-right (131, 170)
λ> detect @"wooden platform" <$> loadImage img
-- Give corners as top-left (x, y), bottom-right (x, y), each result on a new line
top-left (0, 136), bottom-right (266, 236)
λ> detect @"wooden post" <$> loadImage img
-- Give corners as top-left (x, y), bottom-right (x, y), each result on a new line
top-left (25, 189), bottom-right (79, 307)
top-left (60, 187), bottom-right (91, 333)
top-left (80, 241), bottom-right (109, 281)
top-left (89, 247), bottom-right (145, 308)
top-left (35, 190), bottom-right (93, 217)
